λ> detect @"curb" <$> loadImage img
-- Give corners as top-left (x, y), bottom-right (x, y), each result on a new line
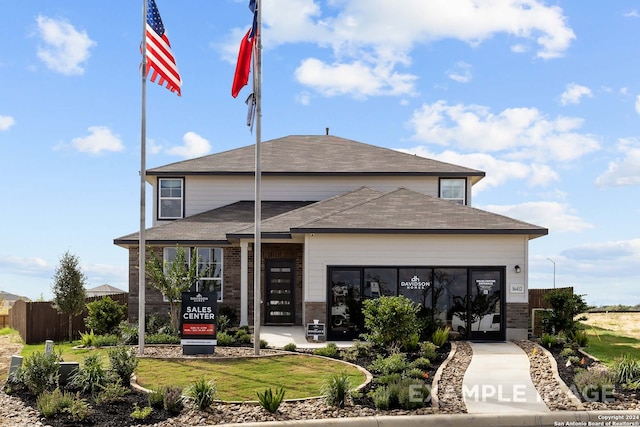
top-left (535, 343), bottom-right (584, 410)
top-left (429, 341), bottom-right (457, 412)
top-left (212, 410), bottom-right (639, 427)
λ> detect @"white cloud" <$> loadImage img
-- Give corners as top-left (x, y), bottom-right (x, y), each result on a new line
top-left (166, 132), bottom-right (212, 158)
top-left (0, 255), bottom-right (50, 277)
top-left (480, 201), bottom-right (594, 233)
top-left (399, 146), bottom-right (558, 192)
top-left (446, 62), bottom-right (472, 83)
top-left (595, 138), bottom-right (640, 187)
top-left (0, 115), bottom-right (15, 131)
top-left (407, 100), bottom-right (600, 162)
top-left (624, 9), bottom-right (640, 18)
top-left (560, 83), bottom-right (592, 106)
top-left (70, 126), bottom-right (124, 155)
top-left (35, 15), bottom-right (96, 75)
top-left (252, 0), bottom-right (575, 98)
top-left (635, 95), bottom-right (640, 115)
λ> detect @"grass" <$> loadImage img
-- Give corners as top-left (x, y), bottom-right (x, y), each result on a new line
top-left (0, 327), bottom-right (16, 336)
top-left (135, 355), bottom-right (365, 401)
top-left (582, 324), bottom-right (640, 366)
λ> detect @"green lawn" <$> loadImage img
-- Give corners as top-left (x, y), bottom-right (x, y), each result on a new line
top-left (583, 325), bottom-right (640, 366)
top-left (135, 355), bottom-right (364, 401)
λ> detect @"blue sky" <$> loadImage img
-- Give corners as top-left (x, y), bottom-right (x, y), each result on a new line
top-left (1, 1), bottom-right (638, 306)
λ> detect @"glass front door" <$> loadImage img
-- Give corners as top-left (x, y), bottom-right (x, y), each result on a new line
top-left (467, 269), bottom-right (503, 341)
top-left (265, 260), bottom-right (295, 324)
top-left (329, 269), bottom-right (363, 339)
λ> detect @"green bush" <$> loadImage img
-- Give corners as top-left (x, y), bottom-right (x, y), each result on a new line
top-left (570, 329), bottom-right (589, 347)
top-left (36, 388), bottom-right (73, 418)
top-left (234, 329), bottom-right (252, 345)
top-left (542, 289), bottom-right (590, 336)
top-left (69, 353), bottom-right (112, 395)
top-left (94, 334), bottom-right (120, 347)
top-left (613, 354), bottom-right (640, 385)
top-left (403, 367), bottom-right (426, 379)
top-left (398, 379), bottom-right (429, 409)
top-left (256, 387), bottom-right (285, 413)
top-left (86, 296), bottom-right (126, 336)
top-left (361, 296), bottom-right (421, 349)
top-left (431, 326), bottom-right (450, 347)
top-left (19, 351), bottom-right (61, 395)
top-left (148, 387), bottom-right (164, 409)
top-left (68, 395), bottom-right (92, 421)
top-left (560, 347), bottom-right (576, 358)
top-left (79, 329), bottom-right (97, 347)
top-left (118, 321), bottom-right (139, 345)
top-left (409, 357), bottom-right (431, 371)
top-left (574, 368), bottom-right (615, 402)
top-left (567, 355), bottom-right (581, 365)
top-left (108, 345), bottom-right (138, 385)
top-left (374, 373), bottom-right (402, 386)
top-left (218, 305), bottom-right (238, 328)
top-left (283, 342), bottom-right (297, 352)
top-left (145, 333), bottom-right (180, 344)
top-left (313, 343), bottom-right (339, 358)
top-left (216, 331), bottom-right (234, 346)
top-left (130, 404), bottom-right (153, 420)
top-left (368, 353), bottom-right (408, 375)
top-left (321, 371), bottom-right (352, 408)
top-left (216, 314), bottom-right (230, 333)
top-left (370, 385), bottom-right (391, 409)
top-left (94, 382), bottom-right (130, 405)
top-left (146, 313), bottom-right (172, 334)
top-left (540, 333), bottom-right (559, 349)
top-left (260, 339), bottom-right (269, 349)
top-left (186, 377), bottom-right (216, 410)
top-left (420, 342), bottom-right (438, 361)
top-left (163, 386), bottom-right (184, 414)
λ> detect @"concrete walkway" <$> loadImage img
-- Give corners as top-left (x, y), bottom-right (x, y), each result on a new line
top-left (463, 341), bottom-right (548, 413)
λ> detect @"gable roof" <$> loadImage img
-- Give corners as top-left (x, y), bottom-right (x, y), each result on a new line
top-left (86, 284), bottom-right (126, 295)
top-left (115, 187), bottom-right (547, 246)
top-left (147, 135), bottom-right (485, 182)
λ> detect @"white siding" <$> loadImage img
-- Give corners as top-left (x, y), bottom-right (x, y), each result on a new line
top-left (183, 175), bottom-right (440, 217)
top-left (303, 234), bottom-right (528, 303)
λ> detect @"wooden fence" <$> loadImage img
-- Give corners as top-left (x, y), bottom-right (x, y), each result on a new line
top-left (0, 314), bottom-right (8, 328)
top-left (528, 287), bottom-right (573, 337)
top-left (9, 293), bottom-right (128, 344)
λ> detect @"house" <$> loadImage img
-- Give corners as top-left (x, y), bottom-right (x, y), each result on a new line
top-left (114, 135), bottom-right (547, 341)
top-left (85, 284), bottom-right (127, 298)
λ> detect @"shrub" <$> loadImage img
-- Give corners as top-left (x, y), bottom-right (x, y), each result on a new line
top-left (397, 379), bottom-right (429, 409)
top-left (431, 326), bottom-right (450, 347)
top-left (403, 367), bottom-right (426, 379)
top-left (567, 355), bottom-right (581, 366)
top-left (283, 342), bottom-right (297, 352)
top-left (216, 314), bottom-right (230, 333)
top-left (570, 329), bottom-right (589, 347)
top-left (86, 296), bottom-right (125, 335)
top-left (94, 382), bottom-right (130, 405)
top-left (36, 388), bottom-right (73, 418)
top-left (342, 340), bottom-right (373, 363)
top-left (186, 377), bottom-right (216, 410)
top-left (260, 339), bottom-right (269, 349)
top-left (313, 343), bottom-right (339, 358)
top-left (370, 385), bottom-right (391, 409)
top-left (257, 387), bottom-right (285, 413)
top-left (322, 371), bottom-right (352, 408)
top-left (560, 347), bottom-right (576, 358)
top-left (118, 321), bottom-right (139, 345)
top-left (20, 351), bottom-right (61, 395)
top-left (108, 345), bottom-right (139, 385)
top-left (542, 289), bottom-right (590, 336)
top-left (613, 354), bottom-right (640, 385)
top-left (216, 331), bottom-right (234, 346)
top-left (163, 386), bottom-right (185, 414)
top-left (69, 353), bottom-right (112, 395)
top-left (409, 357), bottom-right (431, 371)
top-left (234, 329), bottom-right (252, 345)
top-left (130, 404), bottom-right (153, 421)
top-left (94, 334), bottom-right (120, 347)
top-left (148, 387), bottom-right (164, 409)
top-left (574, 368), bottom-right (615, 402)
top-left (361, 296), bottom-right (421, 349)
top-left (146, 332), bottom-right (180, 344)
top-left (218, 305), bottom-right (238, 328)
top-left (368, 353), bottom-right (408, 376)
top-left (68, 395), bottom-right (92, 421)
top-left (79, 329), bottom-right (97, 347)
top-left (540, 333), bottom-right (559, 349)
top-left (146, 313), bottom-right (172, 334)
top-left (420, 342), bottom-right (438, 361)
top-left (374, 373), bottom-right (402, 386)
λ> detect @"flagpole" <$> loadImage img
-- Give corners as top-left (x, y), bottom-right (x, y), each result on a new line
top-left (138, 0), bottom-right (147, 355)
top-left (253, 0), bottom-right (262, 356)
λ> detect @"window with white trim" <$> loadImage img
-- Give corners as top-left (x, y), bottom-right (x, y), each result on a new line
top-left (159, 178), bottom-right (184, 219)
top-left (440, 178), bottom-right (466, 205)
top-left (162, 247), bottom-right (223, 302)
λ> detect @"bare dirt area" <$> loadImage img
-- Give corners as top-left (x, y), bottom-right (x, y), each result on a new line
top-left (582, 312), bottom-right (640, 340)
top-left (0, 333), bottom-right (23, 377)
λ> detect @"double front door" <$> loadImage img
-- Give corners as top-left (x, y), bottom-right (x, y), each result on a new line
top-left (265, 260), bottom-right (295, 324)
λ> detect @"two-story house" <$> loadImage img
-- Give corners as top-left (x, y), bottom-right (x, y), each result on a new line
top-left (114, 134), bottom-right (547, 341)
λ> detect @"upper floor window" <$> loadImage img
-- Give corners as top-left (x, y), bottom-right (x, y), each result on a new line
top-left (440, 178), bottom-right (466, 205)
top-left (163, 247), bottom-right (223, 302)
top-left (159, 178), bottom-right (183, 219)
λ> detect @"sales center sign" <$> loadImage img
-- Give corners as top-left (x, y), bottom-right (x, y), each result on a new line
top-left (180, 292), bottom-right (217, 345)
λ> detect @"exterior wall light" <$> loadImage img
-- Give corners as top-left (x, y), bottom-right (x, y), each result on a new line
top-left (514, 265), bottom-right (521, 273)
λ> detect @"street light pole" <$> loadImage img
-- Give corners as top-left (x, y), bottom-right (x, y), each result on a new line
top-left (547, 258), bottom-right (556, 289)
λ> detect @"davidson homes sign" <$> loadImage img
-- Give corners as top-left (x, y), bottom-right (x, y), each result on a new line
top-left (180, 292), bottom-right (217, 355)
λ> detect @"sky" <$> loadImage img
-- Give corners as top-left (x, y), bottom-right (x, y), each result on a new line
top-left (1, 1), bottom-right (638, 307)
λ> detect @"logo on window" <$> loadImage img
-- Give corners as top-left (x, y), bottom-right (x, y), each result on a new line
top-left (401, 276), bottom-right (431, 290)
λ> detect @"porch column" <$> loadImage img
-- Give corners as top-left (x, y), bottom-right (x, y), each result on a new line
top-left (240, 240), bottom-right (249, 326)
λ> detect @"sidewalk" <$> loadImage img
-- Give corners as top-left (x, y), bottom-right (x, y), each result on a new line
top-left (462, 341), bottom-right (548, 413)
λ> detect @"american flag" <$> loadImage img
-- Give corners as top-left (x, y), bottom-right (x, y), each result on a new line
top-left (145, 0), bottom-right (181, 96)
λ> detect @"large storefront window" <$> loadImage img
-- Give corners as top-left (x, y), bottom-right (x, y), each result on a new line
top-left (327, 266), bottom-right (504, 341)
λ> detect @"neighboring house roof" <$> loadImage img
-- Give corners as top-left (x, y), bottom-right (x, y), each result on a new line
top-left (86, 284), bottom-right (126, 296)
top-left (0, 291), bottom-right (29, 302)
top-left (146, 135), bottom-right (485, 182)
top-left (114, 201), bottom-right (314, 246)
top-left (115, 187), bottom-right (547, 246)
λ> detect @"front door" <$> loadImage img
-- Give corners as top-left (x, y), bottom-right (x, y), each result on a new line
top-left (467, 269), bottom-right (504, 341)
top-left (265, 260), bottom-right (295, 324)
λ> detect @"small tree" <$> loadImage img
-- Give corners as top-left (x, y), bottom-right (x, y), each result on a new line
top-left (52, 251), bottom-right (87, 342)
top-left (542, 288), bottom-right (590, 336)
top-left (361, 295), bottom-right (420, 350)
top-left (86, 296), bottom-right (126, 335)
top-left (146, 246), bottom-right (203, 332)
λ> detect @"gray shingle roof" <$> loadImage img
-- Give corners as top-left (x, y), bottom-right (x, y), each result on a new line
top-left (115, 187), bottom-right (547, 246)
top-left (147, 135), bottom-right (485, 178)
